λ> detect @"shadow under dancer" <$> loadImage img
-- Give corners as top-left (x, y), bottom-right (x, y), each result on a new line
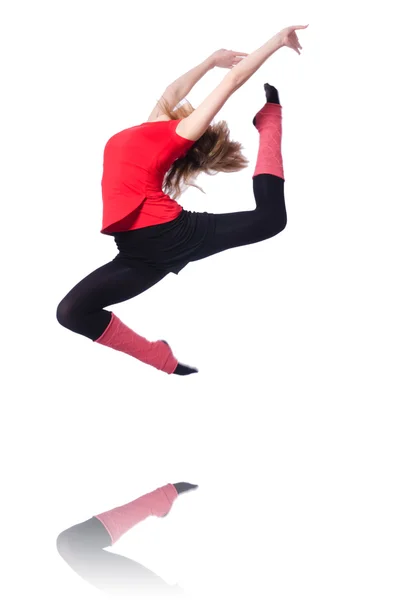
top-left (56, 482), bottom-right (197, 598)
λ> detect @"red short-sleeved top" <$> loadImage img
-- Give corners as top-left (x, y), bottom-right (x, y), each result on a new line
top-left (100, 119), bottom-right (196, 234)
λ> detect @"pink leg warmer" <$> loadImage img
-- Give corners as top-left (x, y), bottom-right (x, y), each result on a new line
top-left (95, 484), bottom-right (178, 545)
top-left (95, 313), bottom-right (178, 374)
top-left (253, 103), bottom-right (284, 180)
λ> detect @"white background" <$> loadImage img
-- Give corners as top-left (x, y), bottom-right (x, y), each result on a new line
top-left (1, 0), bottom-right (397, 598)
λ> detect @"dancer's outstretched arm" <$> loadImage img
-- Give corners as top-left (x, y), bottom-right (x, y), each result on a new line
top-left (176, 24), bottom-right (309, 141)
top-left (147, 49), bottom-right (248, 121)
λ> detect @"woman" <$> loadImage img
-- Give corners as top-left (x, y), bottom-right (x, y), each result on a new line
top-left (56, 24), bottom-right (308, 376)
top-left (56, 482), bottom-right (197, 597)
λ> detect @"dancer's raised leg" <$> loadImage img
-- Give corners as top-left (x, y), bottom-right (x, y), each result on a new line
top-left (190, 83), bottom-right (287, 262)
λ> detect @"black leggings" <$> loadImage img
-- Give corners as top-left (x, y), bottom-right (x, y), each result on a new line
top-left (56, 174), bottom-right (287, 340)
top-left (57, 517), bottom-right (185, 596)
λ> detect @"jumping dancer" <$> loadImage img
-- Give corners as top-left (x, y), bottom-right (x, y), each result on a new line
top-left (56, 25), bottom-right (308, 376)
top-left (56, 482), bottom-right (197, 596)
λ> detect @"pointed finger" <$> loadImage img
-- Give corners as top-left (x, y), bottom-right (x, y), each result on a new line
top-left (295, 34), bottom-right (303, 49)
top-left (288, 43), bottom-right (300, 55)
top-left (292, 34), bottom-right (302, 50)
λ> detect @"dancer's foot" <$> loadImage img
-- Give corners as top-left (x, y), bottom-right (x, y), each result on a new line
top-left (161, 341), bottom-right (198, 375)
top-left (264, 83), bottom-right (280, 104)
top-left (253, 83), bottom-right (280, 127)
top-left (174, 363), bottom-right (198, 375)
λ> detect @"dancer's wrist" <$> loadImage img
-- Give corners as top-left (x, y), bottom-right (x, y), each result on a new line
top-left (205, 54), bottom-right (218, 70)
top-left (271, 34), bottom-right (284, 51)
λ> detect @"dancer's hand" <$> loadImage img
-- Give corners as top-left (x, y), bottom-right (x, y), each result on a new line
top-left (210, 49), bottom-right (249, 69)
top-left (275, 24), bottom-right (309, 55)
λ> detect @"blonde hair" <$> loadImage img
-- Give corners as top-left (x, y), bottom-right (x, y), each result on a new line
top-left (157, 97), bottom-right (249, 200)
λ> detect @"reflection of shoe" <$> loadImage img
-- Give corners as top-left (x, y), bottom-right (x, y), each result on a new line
top-left (161, 483), bottom-right (199, 517)
top-left (174, 482), bottom-right (199, 494)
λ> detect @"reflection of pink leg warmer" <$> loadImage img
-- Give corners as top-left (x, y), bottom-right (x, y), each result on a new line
top-left (253, 103), bottom-right (284, 180)
top-left (95, 484), bottom-right (178, 545)
top-left (95, 313), bottom-right (178, 374)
